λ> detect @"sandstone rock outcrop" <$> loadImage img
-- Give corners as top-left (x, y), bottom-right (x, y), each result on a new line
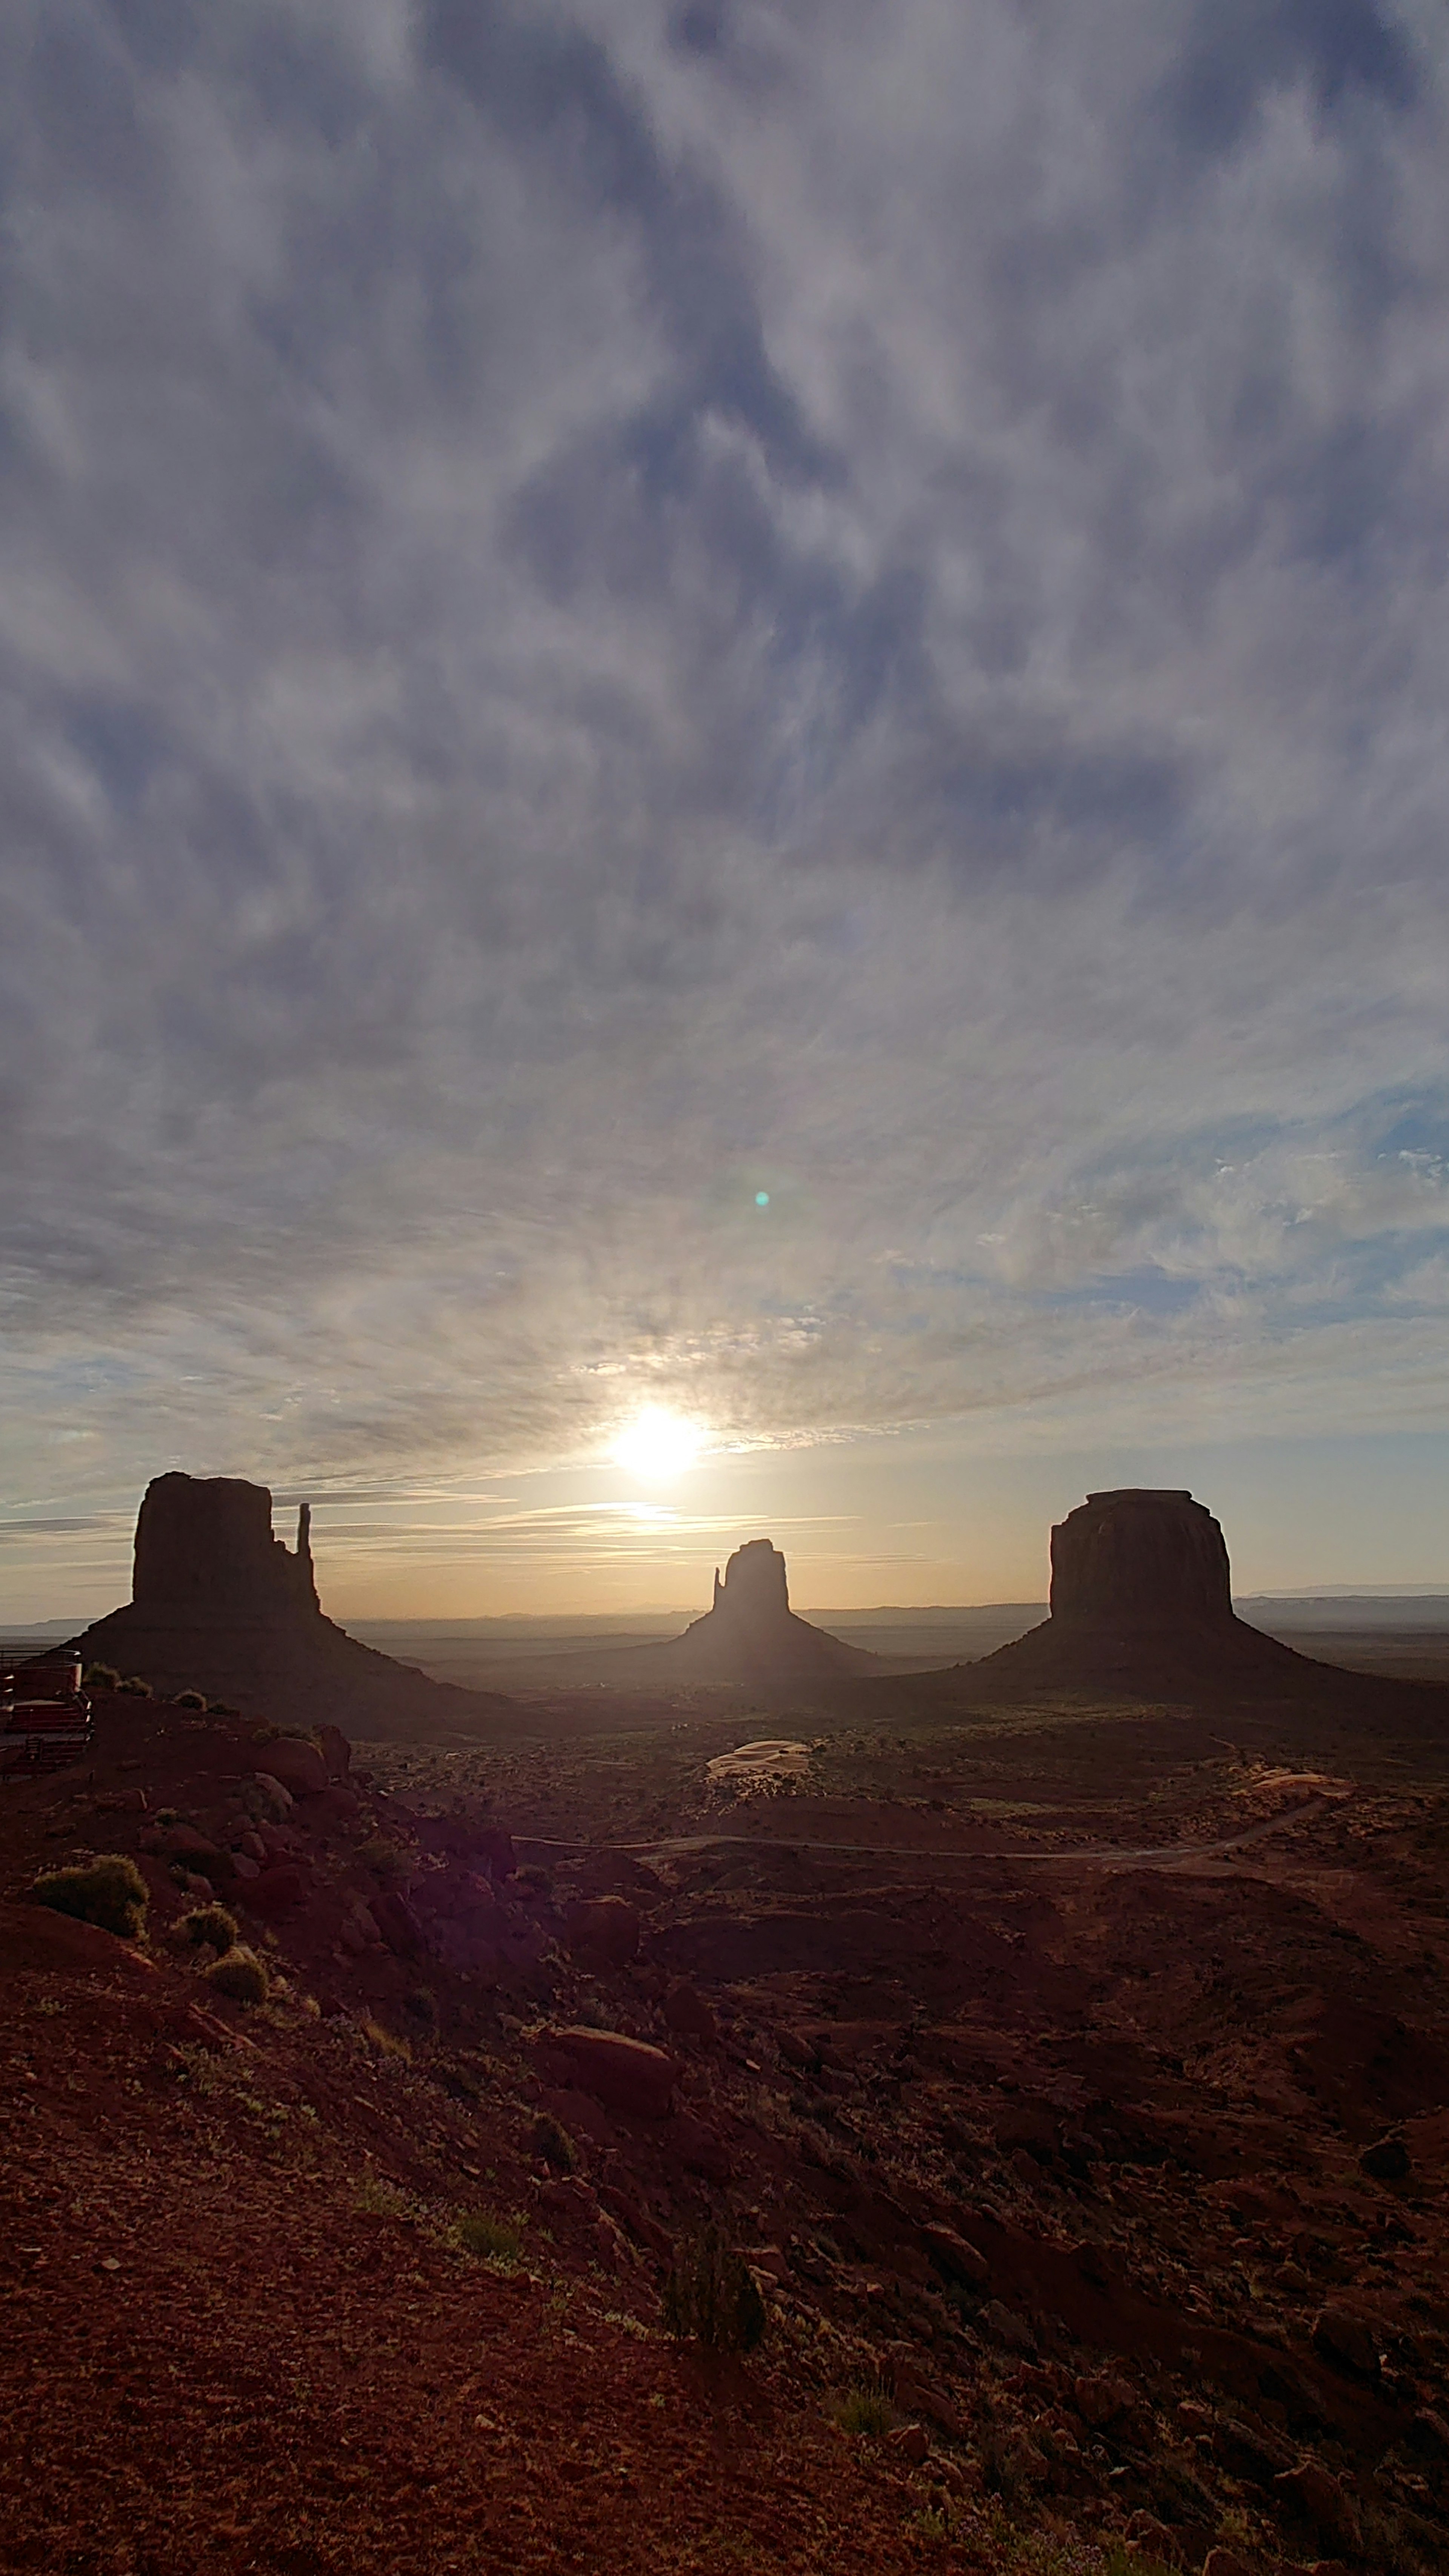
top-left (1049, 1489), bottom-right (1233, 1629)
top-left (72, 1474), bottom-right (517, 1739)
top-left (907, 1489), bottom-right (1335, 1705)
top-left (617, 1540), bottom-right (879, 1691)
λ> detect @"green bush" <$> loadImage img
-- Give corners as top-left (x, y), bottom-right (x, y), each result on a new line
top-left (453, 2208), bottom-right (524, 2262)
top-left (661, 2225), bottom-right (767, 2354)
top-left (118, 1675), bottom-right (153, 1698)
top-left (32, 1853), bottom-right (148, 1941)
top-left (174, 1689), bottom-right (208, 1710)
top-left (204, 1945), bottom-right (270, 2005)
top-left (83, 1663), bottom-right (120, 1692)
top-left (178, 1902), bottom-right (238, 1954)
top-left (834, 2383), bottom-right (894, 2437)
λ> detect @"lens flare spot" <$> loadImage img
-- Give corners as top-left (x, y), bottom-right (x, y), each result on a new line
top-left (755, 1190), bottom-right (770, 1208)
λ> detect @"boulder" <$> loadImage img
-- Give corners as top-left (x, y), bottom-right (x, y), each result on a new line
top-left (250, 1774), bottom-right (294, 1821)
top-left (1274, 2461), bottom-right (1362, 2553)
top-left (368, 1889), bottom-right (425, 1958)
top-left (254, 1736), bottom-right (328, 1798)
top-left (660, 2112), bottom-right (732, 2181)
top-left (1074, 2373), bottom-right (1135, 2427)
top-left (565, 1895), bottom-right (640, 1967)
top-left (240, 1865), bottom-right (306, 1918)
top-left (921, 2223), bottom-right (989, 2287)
top-left (1312, 2305), bottom-right (1380, 2378)
top-left (662, 1979), bottom-right (717, 2042)
top-left (534, 2027), bottom-right (680, 2120)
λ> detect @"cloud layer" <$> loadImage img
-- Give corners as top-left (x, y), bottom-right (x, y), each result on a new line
top-left (3, 0), bottom-right (1448, 1564)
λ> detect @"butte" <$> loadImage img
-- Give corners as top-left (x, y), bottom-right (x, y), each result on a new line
top-left (71, 1472), bottom-right (515, 1737)
top-left (909, 1489), bottom-right (1371, 1704)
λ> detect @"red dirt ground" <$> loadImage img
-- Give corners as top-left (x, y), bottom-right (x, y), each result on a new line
top-left (3, 1682), bottom-right (1448, 2576)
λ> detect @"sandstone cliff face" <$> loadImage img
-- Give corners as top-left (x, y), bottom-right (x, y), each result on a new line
top-left (73, 1475), bottom-right (512, 1738)
top-left (916, 1488), bottom-right (1324, 1706)
top-left (1049, 1490), bottom-right (1234, 1630)
top-left (666, 1540), bottom-right (876, 1687)
top-left (132, 1473), bottom-right (320, 1621)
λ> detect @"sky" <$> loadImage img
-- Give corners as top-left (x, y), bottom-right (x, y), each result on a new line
top-left (3, 0), bottom-right (1449, 1621)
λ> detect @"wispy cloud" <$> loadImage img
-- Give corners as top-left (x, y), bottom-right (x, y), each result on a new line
top-left (2, 1), bottom-right (1446, 1564)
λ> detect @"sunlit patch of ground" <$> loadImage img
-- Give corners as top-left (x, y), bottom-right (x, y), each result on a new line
top-left (706, 1739), bottom-right (812, 1797)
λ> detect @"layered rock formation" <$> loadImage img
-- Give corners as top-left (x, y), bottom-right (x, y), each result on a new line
top-left (74, 1474), bottom-right (516, 1738)
top-left (541, 1540), bottom-right (881, 1696)
top-left (646, 1541), bottom-right (878, 1690)
top-left (916, 1489), bottom-right (1331, 1704)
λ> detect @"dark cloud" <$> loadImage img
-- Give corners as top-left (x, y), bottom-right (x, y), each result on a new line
top-left (1164, 0), bottom-right (1419, 156)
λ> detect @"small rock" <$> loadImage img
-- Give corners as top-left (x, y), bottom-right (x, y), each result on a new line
top-left (368, 1889), bottom-right (425, 1958)
top-left (889, 2424), bottom-right (929, 2467)
top-left (660, 2110), bottom-right (732, 2182)
top-left (565, 1895), bottom-right (640, 1967)
top-left (1075, 2372), bottom-right (1134, 2427)
top-left (981, 2300), bottom-right (1037, 2357)
top-left (229, 1852), bottom-right (260, 1882)
top-left (1202, 2550), bottom-right (1255, 2576)
top-left (662, 1978), bottom-right (717, 2041)
top-left (240, 1865), bottom-right (306, 1918)
top-left (1410, 2407), bottom-right (1449, 2456)
top-left (1358, 2133), bottom-right (1410, 2183)
top-left (1312, 2305), bottom-right (1380, 2378)
top-left (1123, 2511), bottom-right (1175, 2560)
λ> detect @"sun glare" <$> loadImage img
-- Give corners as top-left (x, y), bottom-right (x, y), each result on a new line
top-left (612, 1406), bottom-right (705, 1483)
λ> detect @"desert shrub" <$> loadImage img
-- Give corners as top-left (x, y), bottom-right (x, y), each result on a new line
top-left (661, 2225), bottom-right (767, 2354)
top-left (355, 2173), bottom-right (416, 2218)
top-left (356, 1836), bottom-right (411, 1884)
top-left (204, 1945), bottom-right (270, 2005)
top-left (833, 2382), bottom-right (894, 2438)
top-left (403, 1985), bottom-right (437, 2029)
top-left (178, 1902), bottom-right (238, 1954)
top-left (174, 1689), bottom-right (208, 1710)
top-left (531, 2112), bottom-right (577, 2173)
top-left (83, 1663), bottom-right (120, 1692)
top-left (453, 2208), bottom-right (524, 2262)
top-left (206, 1699), bottom-right (237, 1716)
top-left (513, 1862), bottom-right (554, 1897)
top-left (356, 2015), bottom-right (411, 2061)
top-left (32, 1853), bottom-right (148, 1942)
top-left (118, 1675), bottom-right (153, 1697)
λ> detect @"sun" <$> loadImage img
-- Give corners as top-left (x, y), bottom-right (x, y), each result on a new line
top-left (612, 1405), bottom-right (705, 1483)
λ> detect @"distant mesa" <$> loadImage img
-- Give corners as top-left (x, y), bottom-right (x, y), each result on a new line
top-left (929, 1489), bottom-right (1336, 1703)
top-left (73, 1473), bottom-right (515, 1738)
top-left (539, 1539), bottom-right (883, 1696)
top-left (668, 1541), bottom-right (877, 1687)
